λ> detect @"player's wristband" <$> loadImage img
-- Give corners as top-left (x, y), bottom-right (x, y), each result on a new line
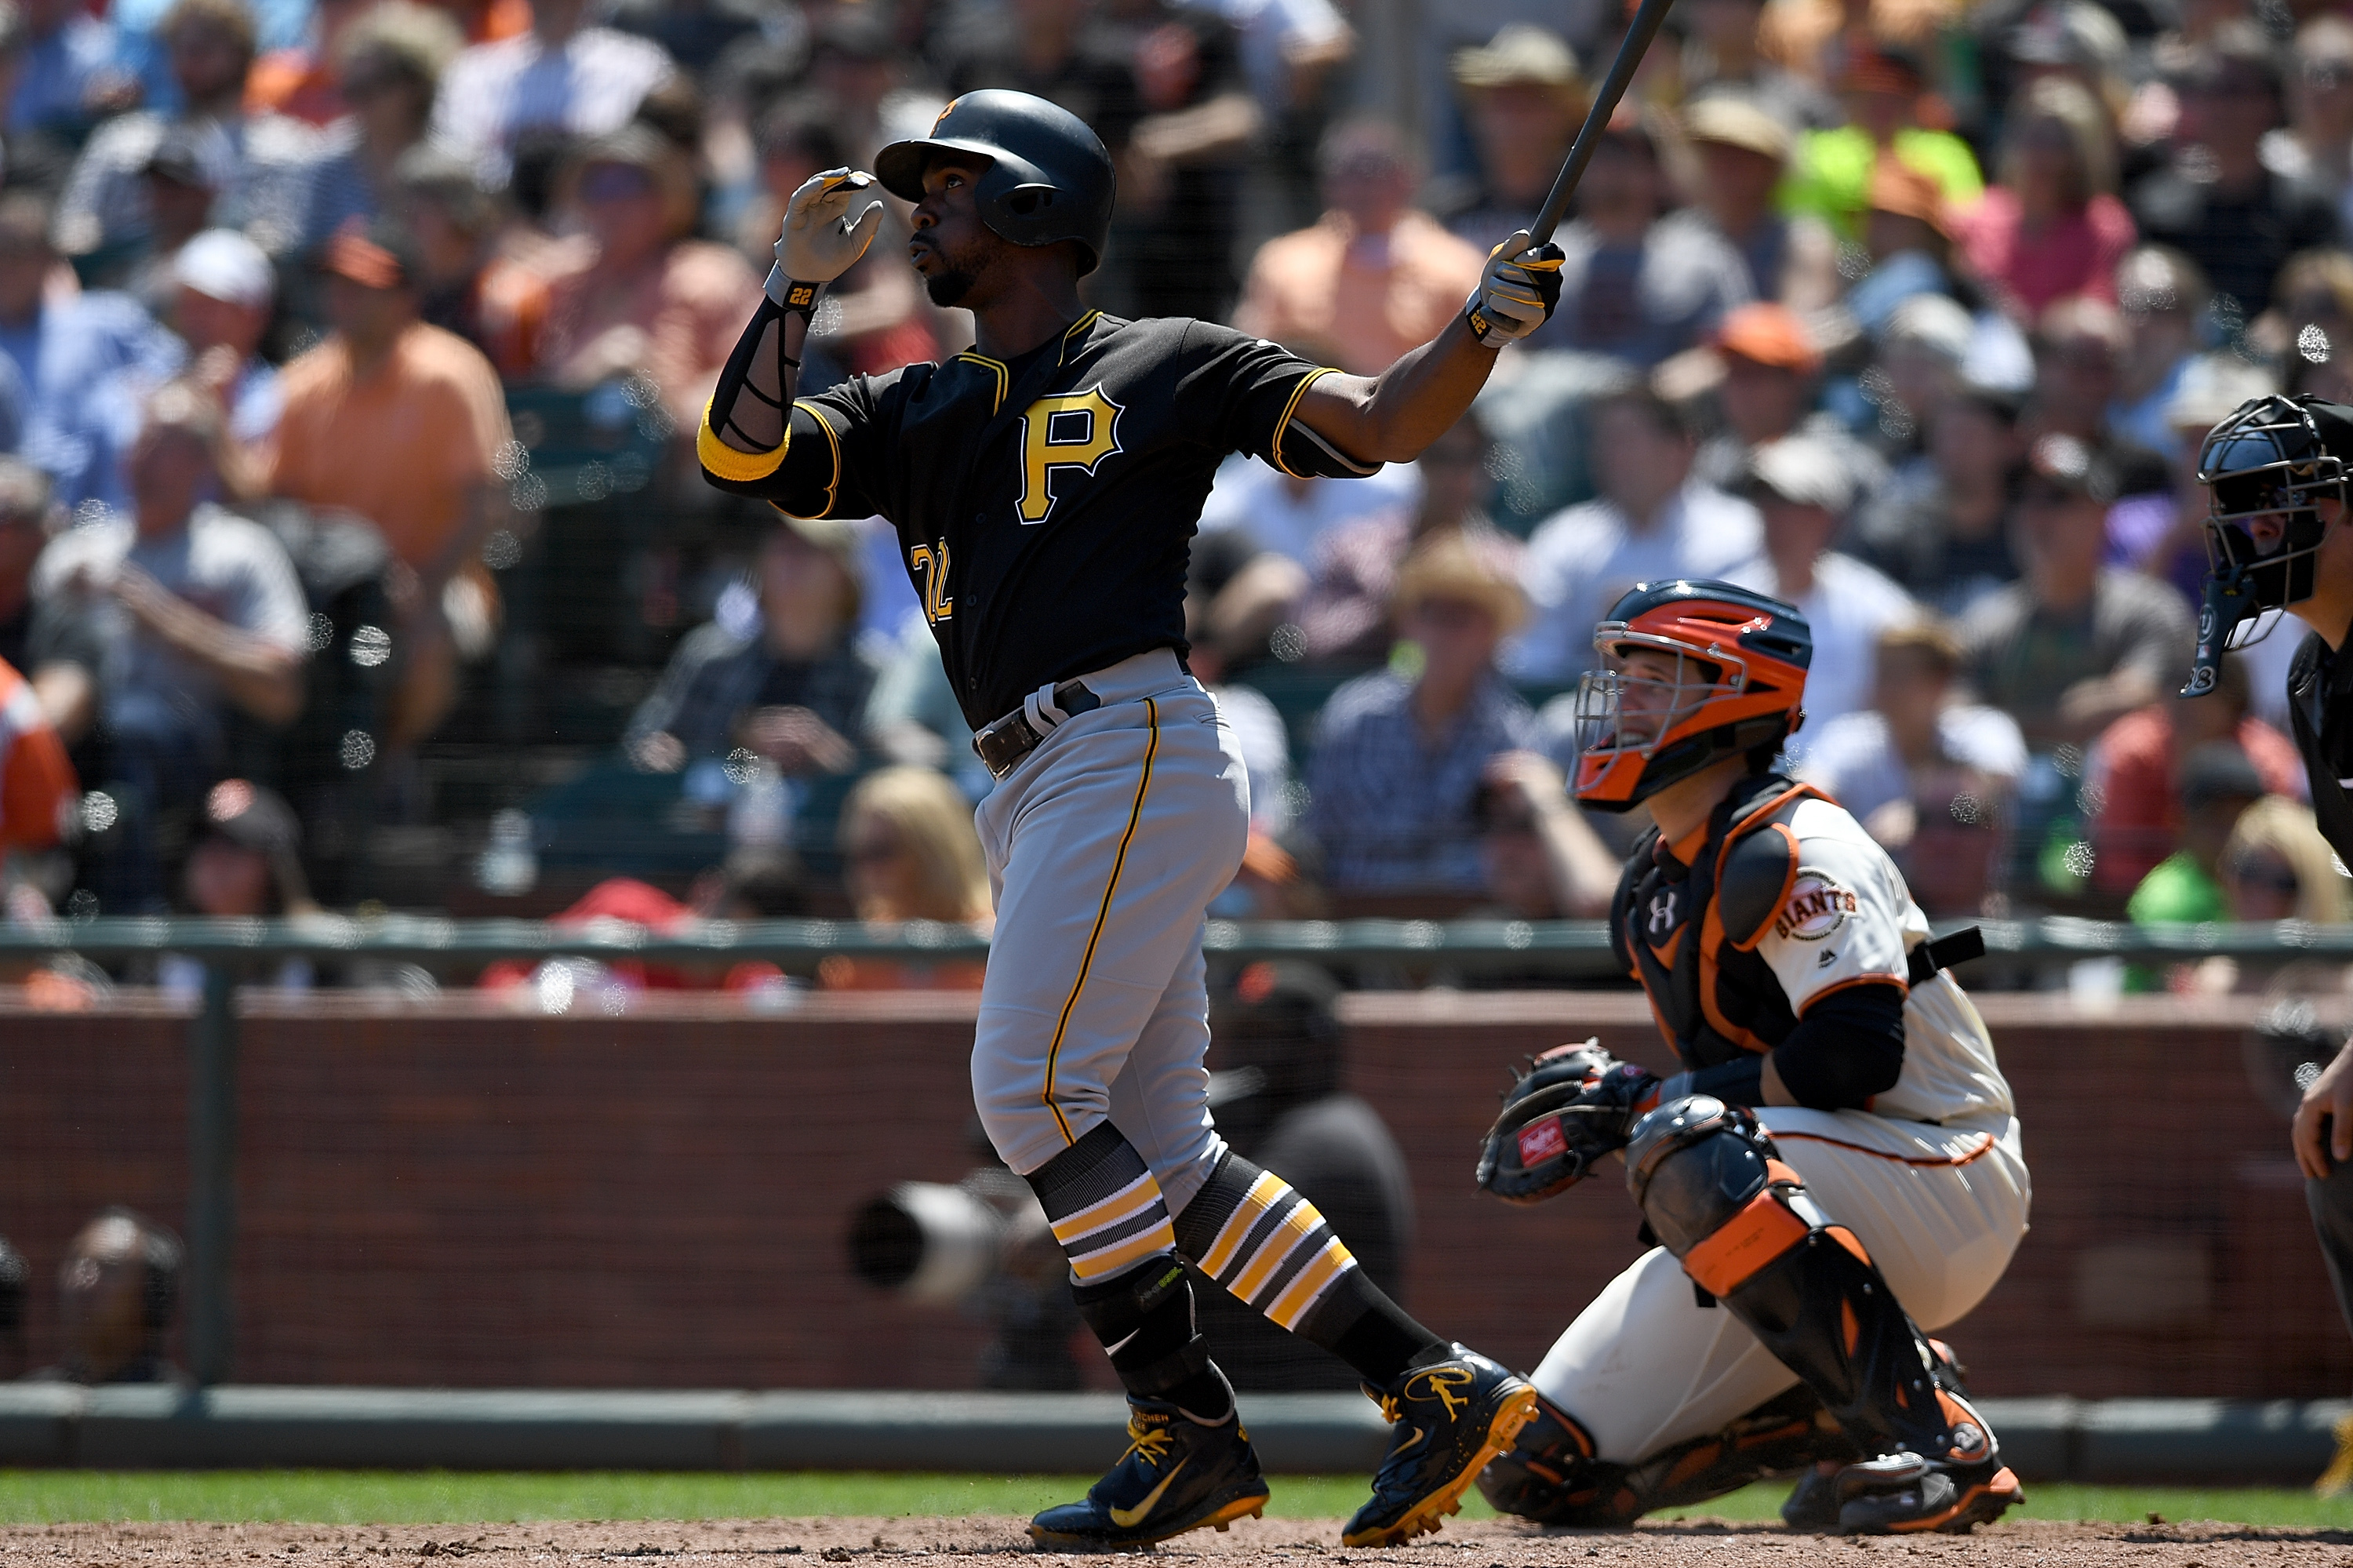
top-left (765, 265), bottom-right (823, 318)
top-left (1463, 289), bottom-right (1505, 347)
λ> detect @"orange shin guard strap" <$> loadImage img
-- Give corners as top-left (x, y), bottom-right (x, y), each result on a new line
top-left (1682, 1188), bottom-right (1812, 1297)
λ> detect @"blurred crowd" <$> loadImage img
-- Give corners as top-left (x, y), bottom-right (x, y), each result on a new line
top-left (0, 0), bottom-right (2343, 998)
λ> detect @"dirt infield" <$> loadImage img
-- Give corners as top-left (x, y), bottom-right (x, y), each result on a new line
top-left (6, 1516), bottom-right (2351, 1565)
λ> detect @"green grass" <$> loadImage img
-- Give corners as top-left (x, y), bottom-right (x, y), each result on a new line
top-left (0, 1473), bottom-right (2347, 1530)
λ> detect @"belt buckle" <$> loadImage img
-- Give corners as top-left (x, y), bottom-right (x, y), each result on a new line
top-left (973, 708), bottom-right (1040, 780)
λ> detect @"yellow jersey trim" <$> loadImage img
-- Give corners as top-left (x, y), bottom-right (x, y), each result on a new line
top-left (955, 351), bottom-right (1011, 415)
top-left (1267, 366), bottom-right (1340, 480)
top-left (768, 402), bottom-right (843, 519)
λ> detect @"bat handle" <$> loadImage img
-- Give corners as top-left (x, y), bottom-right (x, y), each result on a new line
top-left (1528, 0), bottom-right (1678, 246)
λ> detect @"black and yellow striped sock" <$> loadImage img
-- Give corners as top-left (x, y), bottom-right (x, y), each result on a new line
top-left (1175, 1150), bottom-right (1444, 1387)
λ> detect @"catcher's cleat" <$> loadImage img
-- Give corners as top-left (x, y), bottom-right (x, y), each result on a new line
top-left (2317, 1413), bottom-right (2353, 1497)
top-left (1780, 1463), bottom-right (1843, 1531)
top-left (1342, 1345), bottom-right (1540, 1548)
top-left (1832, 1452), bottom-right (2024, 1535)
top-left (1026, 1397), bottom-right (1269, 1550)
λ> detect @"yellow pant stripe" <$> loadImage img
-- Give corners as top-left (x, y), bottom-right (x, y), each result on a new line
top-left (1049, 1173), bottom-right (1162, 1246)
top-left (1199, 1171), bottom-right (1287, 1279)
top-left (1264, 1239), bottom-right (1357, 1331)
top-left (1069, 1218), bottom-right (1180, 1281)
top-left (1229, 1199), bottom-right (1329, 1304)
top-left (1042, 698), bottom-right (1159, 1144)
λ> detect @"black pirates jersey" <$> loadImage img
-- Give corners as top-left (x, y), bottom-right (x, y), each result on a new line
top-left (700, 310), bottom-right (1372, 729)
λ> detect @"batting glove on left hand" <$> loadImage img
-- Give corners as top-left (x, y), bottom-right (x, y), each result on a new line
top-left (769, 167), bottom-right (886, 306)
top-left (1464, 229), bottom-right (1564, 346)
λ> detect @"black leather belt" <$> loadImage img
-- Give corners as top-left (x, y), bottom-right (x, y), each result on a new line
top-left (1907, 926), bottom-right (1985, 984)
top-left (971, 681), bottom-right (1102, 780)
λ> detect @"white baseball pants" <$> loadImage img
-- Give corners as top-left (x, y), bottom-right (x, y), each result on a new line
top-left (970, 649), bottom-right (1251, 1217)
top-left (1530, 1108), bottom-right (2031, 1463)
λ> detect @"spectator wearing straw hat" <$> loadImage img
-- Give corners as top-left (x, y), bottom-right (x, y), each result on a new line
top-left (1307, 532), bottom-right (1537, 898)
top-left (1442, 25), bottom-right (1587, 255)
top-left (265, 220), bottom-right (512, 752)
top-left (1682, 93), bottom-right (1841, 311)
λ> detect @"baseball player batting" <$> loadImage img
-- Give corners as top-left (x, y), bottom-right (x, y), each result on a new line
top-left (1468, 580), bottom-right (2031, 1534)
top-left (698, 90), bottom-right (1565, 1548)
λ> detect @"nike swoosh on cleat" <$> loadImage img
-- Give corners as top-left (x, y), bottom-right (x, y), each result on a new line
top-left (1107, 1461), bottom-right (1188, 1528)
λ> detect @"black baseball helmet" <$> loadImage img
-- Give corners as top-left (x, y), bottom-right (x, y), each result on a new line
top-left (2184, 394), bottom-right (2353, 696)
top-left (875, 90), bottom-right (1115, 275)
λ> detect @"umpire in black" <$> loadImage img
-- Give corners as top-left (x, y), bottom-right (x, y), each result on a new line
top-left (2187, 395), bottom-right (2353, 1380)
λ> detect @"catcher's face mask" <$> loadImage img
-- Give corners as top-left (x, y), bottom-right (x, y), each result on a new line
top-left (2186, 395), bottom-right (2349, 695)
top-left (1575, 642), bottom-right (1743, 759)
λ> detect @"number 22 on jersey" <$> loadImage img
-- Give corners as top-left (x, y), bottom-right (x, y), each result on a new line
top-left (909, 540), bottom-right (954, 625)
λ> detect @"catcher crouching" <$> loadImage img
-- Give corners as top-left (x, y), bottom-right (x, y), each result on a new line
top-left (1472, 579), bottom-right (2030, 1534)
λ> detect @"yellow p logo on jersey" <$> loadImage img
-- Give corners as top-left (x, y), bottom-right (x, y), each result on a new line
top-left (1017, 386), bottom-right (1124, 524)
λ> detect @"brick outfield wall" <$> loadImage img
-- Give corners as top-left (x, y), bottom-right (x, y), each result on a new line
top-left (2, 991), bottom-right (2344, 1399)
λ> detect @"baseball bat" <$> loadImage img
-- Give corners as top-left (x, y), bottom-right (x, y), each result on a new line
top-left (1528, 0), bottom-right (1680, 246)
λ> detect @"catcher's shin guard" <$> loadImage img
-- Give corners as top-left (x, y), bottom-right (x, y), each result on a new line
top-left (1480, 1385), bottom-right (1849, 1527)
top-left (1625, 1097), bottom-right (2021, 1532)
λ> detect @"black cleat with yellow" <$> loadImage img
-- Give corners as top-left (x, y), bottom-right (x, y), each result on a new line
top-left (1342, 1344), bottom-right (1540, 1548)
top-left (1027, 1397), bottom-right (1270, 1550)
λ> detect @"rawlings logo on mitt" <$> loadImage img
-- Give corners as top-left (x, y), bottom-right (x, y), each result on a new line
top-left (1474, 1040), bottom-right (1660, 1205)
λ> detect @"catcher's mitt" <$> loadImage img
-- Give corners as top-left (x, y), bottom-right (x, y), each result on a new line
top-left (1475, 1040), bottom-right (1660, 1204)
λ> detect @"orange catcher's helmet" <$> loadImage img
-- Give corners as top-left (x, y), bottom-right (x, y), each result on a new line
top-left (1571, 579), bottom-right (1813, 811)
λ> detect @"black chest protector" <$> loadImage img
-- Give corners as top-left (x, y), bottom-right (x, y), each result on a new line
top-left (1609, 775), bottom-right (1826, 1069)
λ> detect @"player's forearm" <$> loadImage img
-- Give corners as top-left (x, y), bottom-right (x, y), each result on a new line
top-left (707, 297), bottom-right (810, 457)
top-left (1290, 316), bottom-right (1500, 464)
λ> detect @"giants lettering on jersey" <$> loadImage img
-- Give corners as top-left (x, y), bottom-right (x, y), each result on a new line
top-left (1775, 869), bottom-right (1858, 942)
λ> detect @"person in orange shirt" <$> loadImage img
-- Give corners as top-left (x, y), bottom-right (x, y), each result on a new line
top-left (1231, 119), bottom-right (1485, 377)
top-left (0, 653), bottom-right (75, 856)
top-left (264, 220), bottom-right (514, 751)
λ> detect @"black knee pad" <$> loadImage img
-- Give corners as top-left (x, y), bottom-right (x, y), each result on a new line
top-left (1625, 1096), bottom-right (1781, 1255)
